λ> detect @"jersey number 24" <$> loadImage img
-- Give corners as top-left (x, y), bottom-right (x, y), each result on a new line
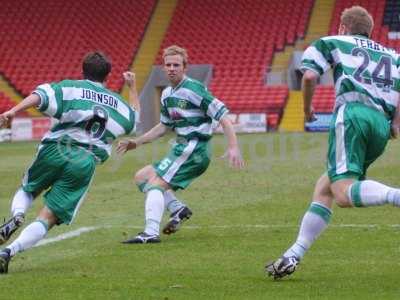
top-left (352, 48), bottom-right (394, 92)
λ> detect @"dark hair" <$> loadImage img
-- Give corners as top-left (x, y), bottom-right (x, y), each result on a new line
top-left (82, 51), bottom-right (111, 82)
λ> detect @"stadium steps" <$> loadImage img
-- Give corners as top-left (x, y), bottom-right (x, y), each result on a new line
top-left (269, 0), bottom-right (328, 74)
top-left (270, 0), bottom-right (334, 75)
top-left (278, 0), bottom-right (334, 131)
top-left (279, 91), bottom-right (304, 132)
top-left (270, 46), bottom-right (294, 74)
top-left (0, 75), bottom-right (40, 116)
top-left (296, 0), bottom-right (335, 49)
top-left (121, 0), bottom-right (177, 99)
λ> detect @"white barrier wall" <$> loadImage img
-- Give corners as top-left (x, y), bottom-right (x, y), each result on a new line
top-left (0, 129), bottom-right (11, 142)
top-left (3, 114), bottom-right (265, 143)
top-left (11, 117), bottom-right (52, 141)
top-left (213, 113), bottom-right (267, 133)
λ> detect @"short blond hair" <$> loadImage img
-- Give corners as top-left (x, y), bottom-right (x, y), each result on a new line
top-left (341, 6), bottom-right (374, 37)
top-left (163, 45), bottom-right (188, 66)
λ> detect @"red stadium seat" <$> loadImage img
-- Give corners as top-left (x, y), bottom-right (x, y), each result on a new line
top-left (0, 92), bottom-right (28, 116)
top-left (0, 0), bottom-right (156, 96)
top-left (312, 86), bottom-right (335, 113)
top-left (153, 0), bottom-right (312, 129)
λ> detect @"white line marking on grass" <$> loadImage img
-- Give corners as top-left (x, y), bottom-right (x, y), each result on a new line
top-left (32, 223), bottom-right (400, 249)
top-left (181, 224), bottom-right (380, 229)
top-left (34, 226), bottom-right (100, 247)
top-left (120, 224), bottom-right (397, 229)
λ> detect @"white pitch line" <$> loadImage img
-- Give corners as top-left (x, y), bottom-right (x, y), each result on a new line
top-left (34, 226), bottom-right (100, 247)
top-left (171, 224), bottom-right (383, 229)
top-left (195, 224), bottom-right (374, 229)
top-left (112, 224), bottom-right (398, 229)
top-left (32, 223), bottom-right (400, 248)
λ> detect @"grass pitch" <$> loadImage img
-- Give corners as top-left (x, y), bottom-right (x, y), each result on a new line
top-left (1, 133), bottom-right (400, 299)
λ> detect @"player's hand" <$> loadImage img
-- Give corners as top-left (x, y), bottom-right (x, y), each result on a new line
top-left (116, 139), bottom-right (137, 154)
top-left (391, 124), bottom-right (400, 139)
top-left (123, 71), bottom-right (136, 89)
top-left (304, 108), bottom-right (317, 123)
top-left (0, 110), bottom-right (15, 128)
top-left (222, 145), bottom-right (244, 169)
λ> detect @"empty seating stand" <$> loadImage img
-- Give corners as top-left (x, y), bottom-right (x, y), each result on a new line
top-left (312, 86), bottom-right (334, 113)
top-left (384, 0), bottom-right (400, 32)
top-left (0, 0), bottom-right (156, 97)
top-left (0, 92), bottom-right (28, 116)
top-left (383, 0), bottom-right (400, 49)
top-left (0, 93), bottom-right (13, 114)
top-left (156, 0), bottom-right (313, 130)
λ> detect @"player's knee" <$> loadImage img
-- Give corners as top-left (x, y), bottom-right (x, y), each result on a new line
top-left (147, 176), bottom-right (170, 191)
top-left (133, 171), bottom-right (143, 185)
top-left (135, 166), bottom-right (154, 182)
top-left (336, 200), bottom-right (352, 208)
top-left (37, 206), bottom-right (58, 229)
top-left (313, 174), bottom-right (333, 200)
top-left (134, 173), bottom-right (147, 193)
top-left (331, 183), bottom-right (353, 208)
top-left (313, 184), bottom-right (331, 200)
top-left (134, 169), bottom-right (148, 185)
top-left (134, 166), bottom-right (158, 193)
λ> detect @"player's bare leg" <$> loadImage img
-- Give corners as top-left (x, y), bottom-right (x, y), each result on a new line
top-left (331, 178), bottom-right (400, 208)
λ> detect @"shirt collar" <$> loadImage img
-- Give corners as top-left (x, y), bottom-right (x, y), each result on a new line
top-left (85, 79), bottom-right (104, 88)
top-left (172, 76), bottom-right (187, 92)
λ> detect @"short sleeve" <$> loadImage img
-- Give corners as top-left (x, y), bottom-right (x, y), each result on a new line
top-left (301, 39), bottom-right (333, 75)
top-left (395, 56), bottom-right (400, 92)
top-left (127, 108), bottom-right (138, 135)
top-left (33, 82), bottom-right (63, 119)
top-left (199, 87), bottom-right (229, 121)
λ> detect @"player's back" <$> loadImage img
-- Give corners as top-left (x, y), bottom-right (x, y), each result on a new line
top-left (302, 35), bottom-right (400, 119)
top-left (35, 79), bottom-right (136, 162)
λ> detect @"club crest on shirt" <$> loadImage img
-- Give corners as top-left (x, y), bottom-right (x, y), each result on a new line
top-left (177, 99), bottom-right (187, 109)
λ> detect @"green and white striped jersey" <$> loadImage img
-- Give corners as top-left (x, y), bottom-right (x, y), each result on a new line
top-left (160, 76), bottom-right (228, 140)
top-left (34, 79), bottom-right (136, 163)
top-left (301, 35), bottom-right (400, 120)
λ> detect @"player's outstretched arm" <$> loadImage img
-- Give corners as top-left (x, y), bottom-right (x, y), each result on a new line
top-left (117, 123), bottom-right (169, 154)
top-left (220, 116), bottom-right (244, 169)
top-left (0, 93), bottom-right (40, 128)
top-left (302, 70), bottom-right (319, 123)
top-left (123, 71), bottom-right (140, 113)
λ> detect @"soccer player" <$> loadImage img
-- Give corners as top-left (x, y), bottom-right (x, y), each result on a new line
top-left (0, 52), bottom-right (139, 273)
top-left (266, 6), bottom-right (400, 279)
top-left (117, 45), bottom-right (244, 243)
